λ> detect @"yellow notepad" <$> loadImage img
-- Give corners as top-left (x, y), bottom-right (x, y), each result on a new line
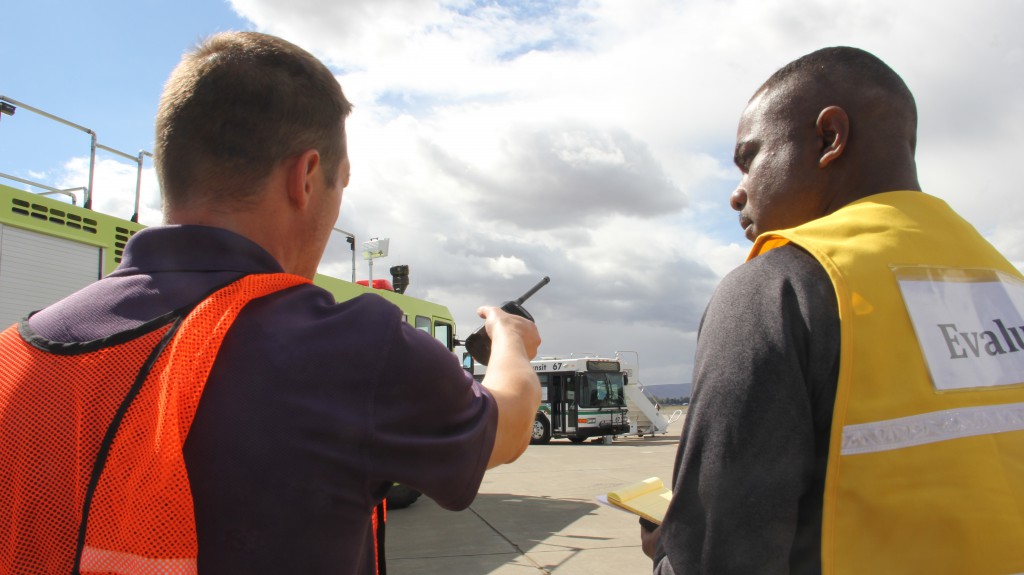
top-left (604, 477), bottom-right (672, 525)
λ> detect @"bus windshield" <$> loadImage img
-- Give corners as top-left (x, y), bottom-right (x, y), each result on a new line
top-left (579, 371), bottom-right (626, 408)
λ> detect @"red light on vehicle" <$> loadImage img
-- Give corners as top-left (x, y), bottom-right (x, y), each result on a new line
top-left (355, 279), bottom-right (395, 291)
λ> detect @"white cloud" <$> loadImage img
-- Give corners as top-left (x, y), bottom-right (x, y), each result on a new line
top-left (487, 255), bottom-right (530, 278)
top-left (55, 156), bottom-right (162, 226)
top-left (219, 0), bottom-right (1024, 384)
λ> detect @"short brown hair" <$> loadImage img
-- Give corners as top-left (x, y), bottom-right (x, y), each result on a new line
top-left (155, 31), bottom-right (353, 210)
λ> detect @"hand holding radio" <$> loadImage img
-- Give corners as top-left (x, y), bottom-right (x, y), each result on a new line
top-left (465, 276), bottom-right (549, 366)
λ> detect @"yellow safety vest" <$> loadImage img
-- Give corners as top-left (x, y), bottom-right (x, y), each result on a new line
top-left (750, 191), bottom-right (1024, 575)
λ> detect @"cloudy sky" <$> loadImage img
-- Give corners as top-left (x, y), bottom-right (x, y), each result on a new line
top-left (3, 0), bottom-right (1022, 385)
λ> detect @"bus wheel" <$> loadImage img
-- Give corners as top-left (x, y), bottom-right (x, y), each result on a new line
top-left (531, 415), bottom-right (551, 445)
top-left (568, 436), bottom-right (586, 444)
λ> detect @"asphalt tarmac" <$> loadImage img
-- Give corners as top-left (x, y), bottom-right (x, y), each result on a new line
top-left (387, 416), bottom-right (684, 574)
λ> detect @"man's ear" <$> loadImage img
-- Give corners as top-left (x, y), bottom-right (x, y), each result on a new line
top-left (816, 106), bottom-right (849, 168)
top-left (287, 149), bottom-right (322, 210)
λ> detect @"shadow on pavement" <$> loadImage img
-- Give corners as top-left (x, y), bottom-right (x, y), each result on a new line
top-left (388, 492), bottom-right (602, 574)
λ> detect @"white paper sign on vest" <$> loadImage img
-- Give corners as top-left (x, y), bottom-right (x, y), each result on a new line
top-left (894, 266), bottom-right (1024, 391)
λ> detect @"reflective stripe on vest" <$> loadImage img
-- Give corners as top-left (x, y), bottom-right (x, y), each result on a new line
top-left (80, 546), bottom-right (198, 575)
top-left (841, 401), bottom-right (1024, 455)
top-left (0, 273), bottom-right (309, 574)
top-left (750, 191), bottom-right (1024, 575)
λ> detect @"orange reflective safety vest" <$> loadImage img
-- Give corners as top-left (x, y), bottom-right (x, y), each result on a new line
top-left (0, 273), bottom-right (387, 574)
top-left (750, 191), bottom-right (1024, 575)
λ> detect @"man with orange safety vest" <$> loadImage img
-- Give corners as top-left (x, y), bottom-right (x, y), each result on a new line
top-left (642, 47), bottom-right (1024, 574)
top-left (0, 32), bottom-right (541, 574)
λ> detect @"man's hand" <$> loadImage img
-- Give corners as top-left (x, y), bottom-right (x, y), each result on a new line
top-left (476, 305), bottom-right (541, 359)
top-left (640, 519), bottom-right (661, 559)
top-left (478, 306), bottom-right (542, 469)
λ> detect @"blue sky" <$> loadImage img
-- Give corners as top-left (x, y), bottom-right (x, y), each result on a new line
top-left (3, 1), bottom-right (249, 183)
top-left (3, 0), bottom-right (1023, 385)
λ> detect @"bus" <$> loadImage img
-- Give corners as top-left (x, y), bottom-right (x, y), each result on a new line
top-left (528, 356), bottom-right (630, 444)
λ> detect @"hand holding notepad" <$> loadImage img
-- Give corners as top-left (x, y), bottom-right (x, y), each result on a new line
top-left (598, 477), bottom-right (672, 525)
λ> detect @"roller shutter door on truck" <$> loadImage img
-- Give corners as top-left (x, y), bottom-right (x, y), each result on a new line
top-left (0, 223), bottom-right (102, 328)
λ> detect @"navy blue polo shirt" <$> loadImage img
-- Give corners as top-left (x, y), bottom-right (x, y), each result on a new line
top-left (29, 225), bottom-right (498, 574)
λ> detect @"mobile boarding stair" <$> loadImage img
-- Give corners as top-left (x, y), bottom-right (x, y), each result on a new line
top-left (617, 352), bottom-right (683, 437)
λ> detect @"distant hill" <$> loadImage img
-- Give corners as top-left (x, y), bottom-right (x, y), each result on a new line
top-left (640, 383), bottom-right (692, 402)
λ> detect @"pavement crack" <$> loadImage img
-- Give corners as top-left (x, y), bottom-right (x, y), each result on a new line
top-left (469, 506), bottom-right (552, 574)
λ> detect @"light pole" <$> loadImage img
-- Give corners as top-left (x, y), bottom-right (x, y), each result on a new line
top-left (332, 227), bottom-right (357, 283)
top-left (361, 237), bottom-right (389, 287)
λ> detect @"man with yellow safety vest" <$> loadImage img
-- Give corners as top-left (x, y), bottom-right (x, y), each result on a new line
top-left (0, 32), bottom-right (541, 574)
top-left (643, 47), bottom-right (1024, 574)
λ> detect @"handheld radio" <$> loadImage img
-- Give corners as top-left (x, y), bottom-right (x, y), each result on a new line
top-left (464, 276), bottom-right (550, 366)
